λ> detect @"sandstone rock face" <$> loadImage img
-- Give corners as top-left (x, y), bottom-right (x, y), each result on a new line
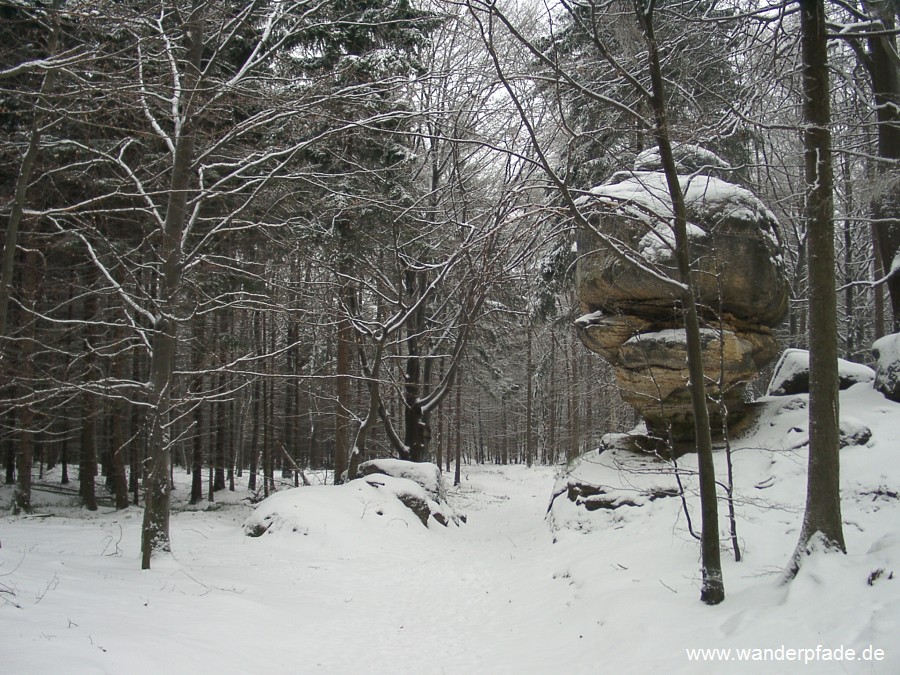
top-left (575, 170), bottom-right (789, 325)
top-left (574, 148), bottom-right (788, 441)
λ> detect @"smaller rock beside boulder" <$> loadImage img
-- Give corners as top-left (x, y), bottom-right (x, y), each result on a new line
top-left (873, 334), bottom-right (900, 403)
top-left (840, 417), bottom-right (872, 448)
top-left (766, 348), bottom-right (875, 396)
top-left (359, 474), bottom-right (435, 527)
top-left (547, 447), bottom-right (681, 536)
top-left (356, 459), bottom-right (461, 527)
top-left (357, 459), bottom-right (444, 501)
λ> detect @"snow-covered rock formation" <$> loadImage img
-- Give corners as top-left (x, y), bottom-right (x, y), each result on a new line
top-left (574, 147), bottom-right (789, 441)
top-left (873, 333), bottom-right (900, 402)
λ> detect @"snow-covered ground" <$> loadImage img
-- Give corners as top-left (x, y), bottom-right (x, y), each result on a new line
top-left (2, 381), bottom-right (899, 674)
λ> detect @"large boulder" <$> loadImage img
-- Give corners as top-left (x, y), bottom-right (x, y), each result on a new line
top-left (873, 334), bottom-right (900, 402)
top-left (575, 169), bottom-right (789, 325)
top-left (575, 147), bottom-right (788, 442)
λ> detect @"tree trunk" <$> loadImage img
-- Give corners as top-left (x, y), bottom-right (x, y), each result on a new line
top-left (841, 155), bottom-right (855, 359)
top-left (525, 325), bottom-right (534, 468)
top-left (141, 0), bottom-right (205, 570)
top-left (189, 317), bottom-right (204, 504)
top-left (6, 409), bottom-right (17, 485)
top-left (110, 327), bottom-right (129, 510)
top-left (284, 319), bottom-right (297, 477)
top-left (214, 311), bottom-right (227, 492)
top-left (789, 0), bottom-right (846, 575)
top-left (865, 3), bottom-right (900, 329)
top-left (454, 370), bottom-right (462, 487)
top-left (873, 224), bottom-right (886, 339)
top-left (262, 312), bottom-right (271, 498)
top-left (249, 311), bottom-right (262, 493)
top-left (334, 284), bottom-right (353, 481)
top-left (79, 391), bottom-right (99, 512)
top-left (635, 0), bottom-right (724, 604)
top-left (568, 332), bottom-right (580, 462)
top-left (403, 270), bottom-right (429, 463)
top-left (80, 266), bottom-right (99, 512)
top-left (13, 252), bottom-right (40, 513)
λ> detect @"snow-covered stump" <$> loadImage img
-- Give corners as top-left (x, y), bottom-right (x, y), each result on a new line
top-left (573, 146), bottom-right (789, 443)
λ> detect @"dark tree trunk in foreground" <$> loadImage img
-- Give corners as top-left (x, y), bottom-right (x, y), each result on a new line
top-left (788, 0), bottom-right (846, 575)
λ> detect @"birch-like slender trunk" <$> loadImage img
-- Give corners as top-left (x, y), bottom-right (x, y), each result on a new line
top-left (635, 0), bottom-right (724, 605)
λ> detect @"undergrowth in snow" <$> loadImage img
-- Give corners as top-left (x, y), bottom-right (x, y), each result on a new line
top-left (1, 382), bottom-right (898, 674)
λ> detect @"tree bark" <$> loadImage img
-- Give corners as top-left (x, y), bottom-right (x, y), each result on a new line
top-left (789, 0), bottom-right (846, 575)
top-left (141, 0), bottom-right (206, 570)
top-left (80, 266), bottom-right (99, 512)
top-left (865, 2), bottom-right (900, 328)
top-left (403, 270), bottom-right (429, 462)
top-left (525, 325), bottom-right (534, 468)
top-left (13, 249), bottom-right (40, 514)
top-left (249, 312), bottom-right (262, 493)
top-left (189, 317), bottom-right (204, 504)
top-left (454, 369), bottom-right (462, 487)
top-left (334, 251), bottom-right (353, 481)
top-left (110, 327), bottom-right (129, 510)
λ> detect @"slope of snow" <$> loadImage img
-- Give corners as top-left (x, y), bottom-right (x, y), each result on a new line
top-left (2, 382), bottom-right (899, 674)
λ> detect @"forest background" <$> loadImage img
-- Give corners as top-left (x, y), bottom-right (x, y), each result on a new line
top-left (1, 0), bottom-right (897, 571)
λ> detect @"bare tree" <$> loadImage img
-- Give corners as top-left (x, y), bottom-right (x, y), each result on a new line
top-left (787, 0), bottom-right (846, 577)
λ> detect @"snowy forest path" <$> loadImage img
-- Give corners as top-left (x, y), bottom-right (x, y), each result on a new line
top-left (279, 463), bottom-right (591, 673)
top-left (1, 465), bottom-right (604, 675)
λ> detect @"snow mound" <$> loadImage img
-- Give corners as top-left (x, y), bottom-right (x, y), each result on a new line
top-left (244, 472), bottom-right (459, 540)
top-left (548, 449), bottom-right (681, 536)
top-left (840, 416), bottom-right (872, 448)
top-left (767, 348), bottom-right (875, 396)
top-left (634, 144), bottom-right (732, 174)
top-left (358, 458), bottom-right (444, 500)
